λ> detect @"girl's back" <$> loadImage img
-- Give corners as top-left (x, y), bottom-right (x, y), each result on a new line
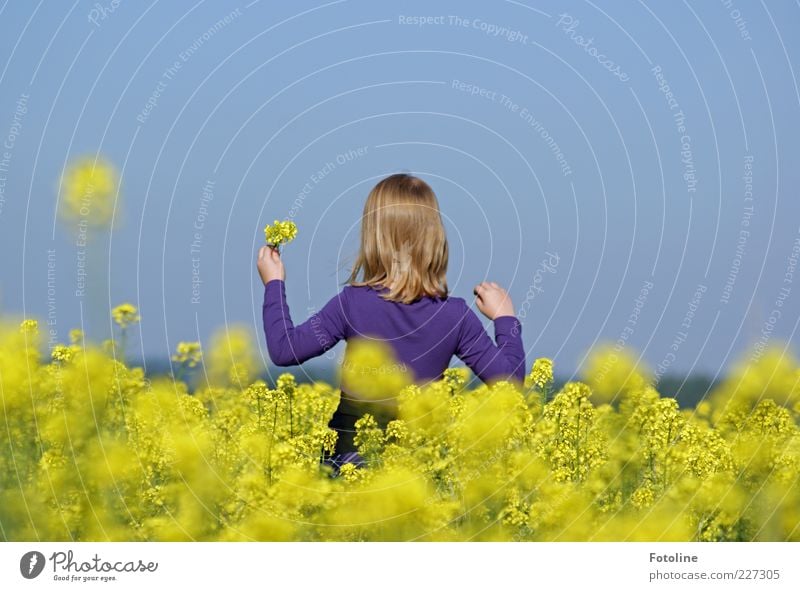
top-left (263, 278), bottom-right (524, 384)
top-left (343, 283), bottom-right (461, 382)
top-left (285, 281), bottom-right (525, 385)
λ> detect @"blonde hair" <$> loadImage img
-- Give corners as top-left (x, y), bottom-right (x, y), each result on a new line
top-left (347, 173), bottom-right (449, 304)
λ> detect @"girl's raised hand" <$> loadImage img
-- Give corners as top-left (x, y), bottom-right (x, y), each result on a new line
top-left (473, 281), bottom-right (515, 320)
top-left (257, 245), bottom-right (285, 284)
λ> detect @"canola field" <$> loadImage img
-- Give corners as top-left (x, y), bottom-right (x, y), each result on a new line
top-left (1, 314), bottom-right (799, 542)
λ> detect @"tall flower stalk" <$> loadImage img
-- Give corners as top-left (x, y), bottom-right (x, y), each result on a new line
top-left (111, 303), bottom-right (139, 360)
top-left (58, 156), bottom-right (121, 341)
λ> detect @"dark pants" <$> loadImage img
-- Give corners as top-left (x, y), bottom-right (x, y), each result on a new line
top-left (323, 396), bottom-right (394, 471)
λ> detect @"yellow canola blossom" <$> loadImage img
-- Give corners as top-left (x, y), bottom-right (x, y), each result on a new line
top-left (526, 357), bottom-right (554, 390)
top-left (263, 219), bottom-right (298, 248)
top-left (58, 156), bottom-right (119, 229)
top-left (172, 341), bottom-right (202, 368)
top-left (339, 338), bottom-right (411, 400)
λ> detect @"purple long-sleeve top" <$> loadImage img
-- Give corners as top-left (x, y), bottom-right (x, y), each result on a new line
top-left (262, 279), bottom-right (526, 386)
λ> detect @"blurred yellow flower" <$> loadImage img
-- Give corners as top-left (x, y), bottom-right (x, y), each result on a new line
top-left (339, 338), bottom-right (411, 405)
top-left (69, 329), bottom-right (84, 345)
top-left (206, 324), bottom-right (258, 386)
top-left (711, 345), bottom-right (800, 409)
top-left (58, 156), bottom-right (119, 229)
top-left (582, 345), bottom-right (649, 404)
top-left (172, 341), bottom-right (202, 368)
top-left (51, 344), bottom-right (76, 363)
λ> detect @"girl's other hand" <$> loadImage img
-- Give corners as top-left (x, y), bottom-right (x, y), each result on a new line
top-left (257, 245), bottom-right (285, 284)
top-left (473, 281), bottom-right (514, 320)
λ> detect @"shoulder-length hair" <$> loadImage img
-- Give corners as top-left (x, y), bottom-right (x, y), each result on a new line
top-left (346, 173), bottom-right (449, 304)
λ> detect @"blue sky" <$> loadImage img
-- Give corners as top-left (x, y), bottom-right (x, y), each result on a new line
top-left (0, 0), bottom-right (798, 382)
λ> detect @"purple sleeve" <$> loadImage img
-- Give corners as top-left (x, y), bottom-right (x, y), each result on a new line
top-left (262, 279), bottom-right (349, 366)
top-left (454, 302), bottom-right (526, 384)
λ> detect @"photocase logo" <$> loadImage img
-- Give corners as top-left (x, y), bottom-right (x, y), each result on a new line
top-left (20, 551), bottom-right (46, 579)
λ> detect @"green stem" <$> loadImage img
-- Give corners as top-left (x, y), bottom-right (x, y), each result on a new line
top-left (289, 393), bottom-right (294, 438)
top-left (663, 422), bottom-right (673, 488)
top-left (119, 327), bottom-right (127, 361)
top-left (267, 400), bottom-right (278, 485)
top-left (575, 397), bottom-right (581, 481)
top-left (87, 232), bottom-right (111, 342)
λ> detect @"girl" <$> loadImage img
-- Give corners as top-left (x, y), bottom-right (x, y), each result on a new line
top-left (257, 173), bottom-right (526, 467)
